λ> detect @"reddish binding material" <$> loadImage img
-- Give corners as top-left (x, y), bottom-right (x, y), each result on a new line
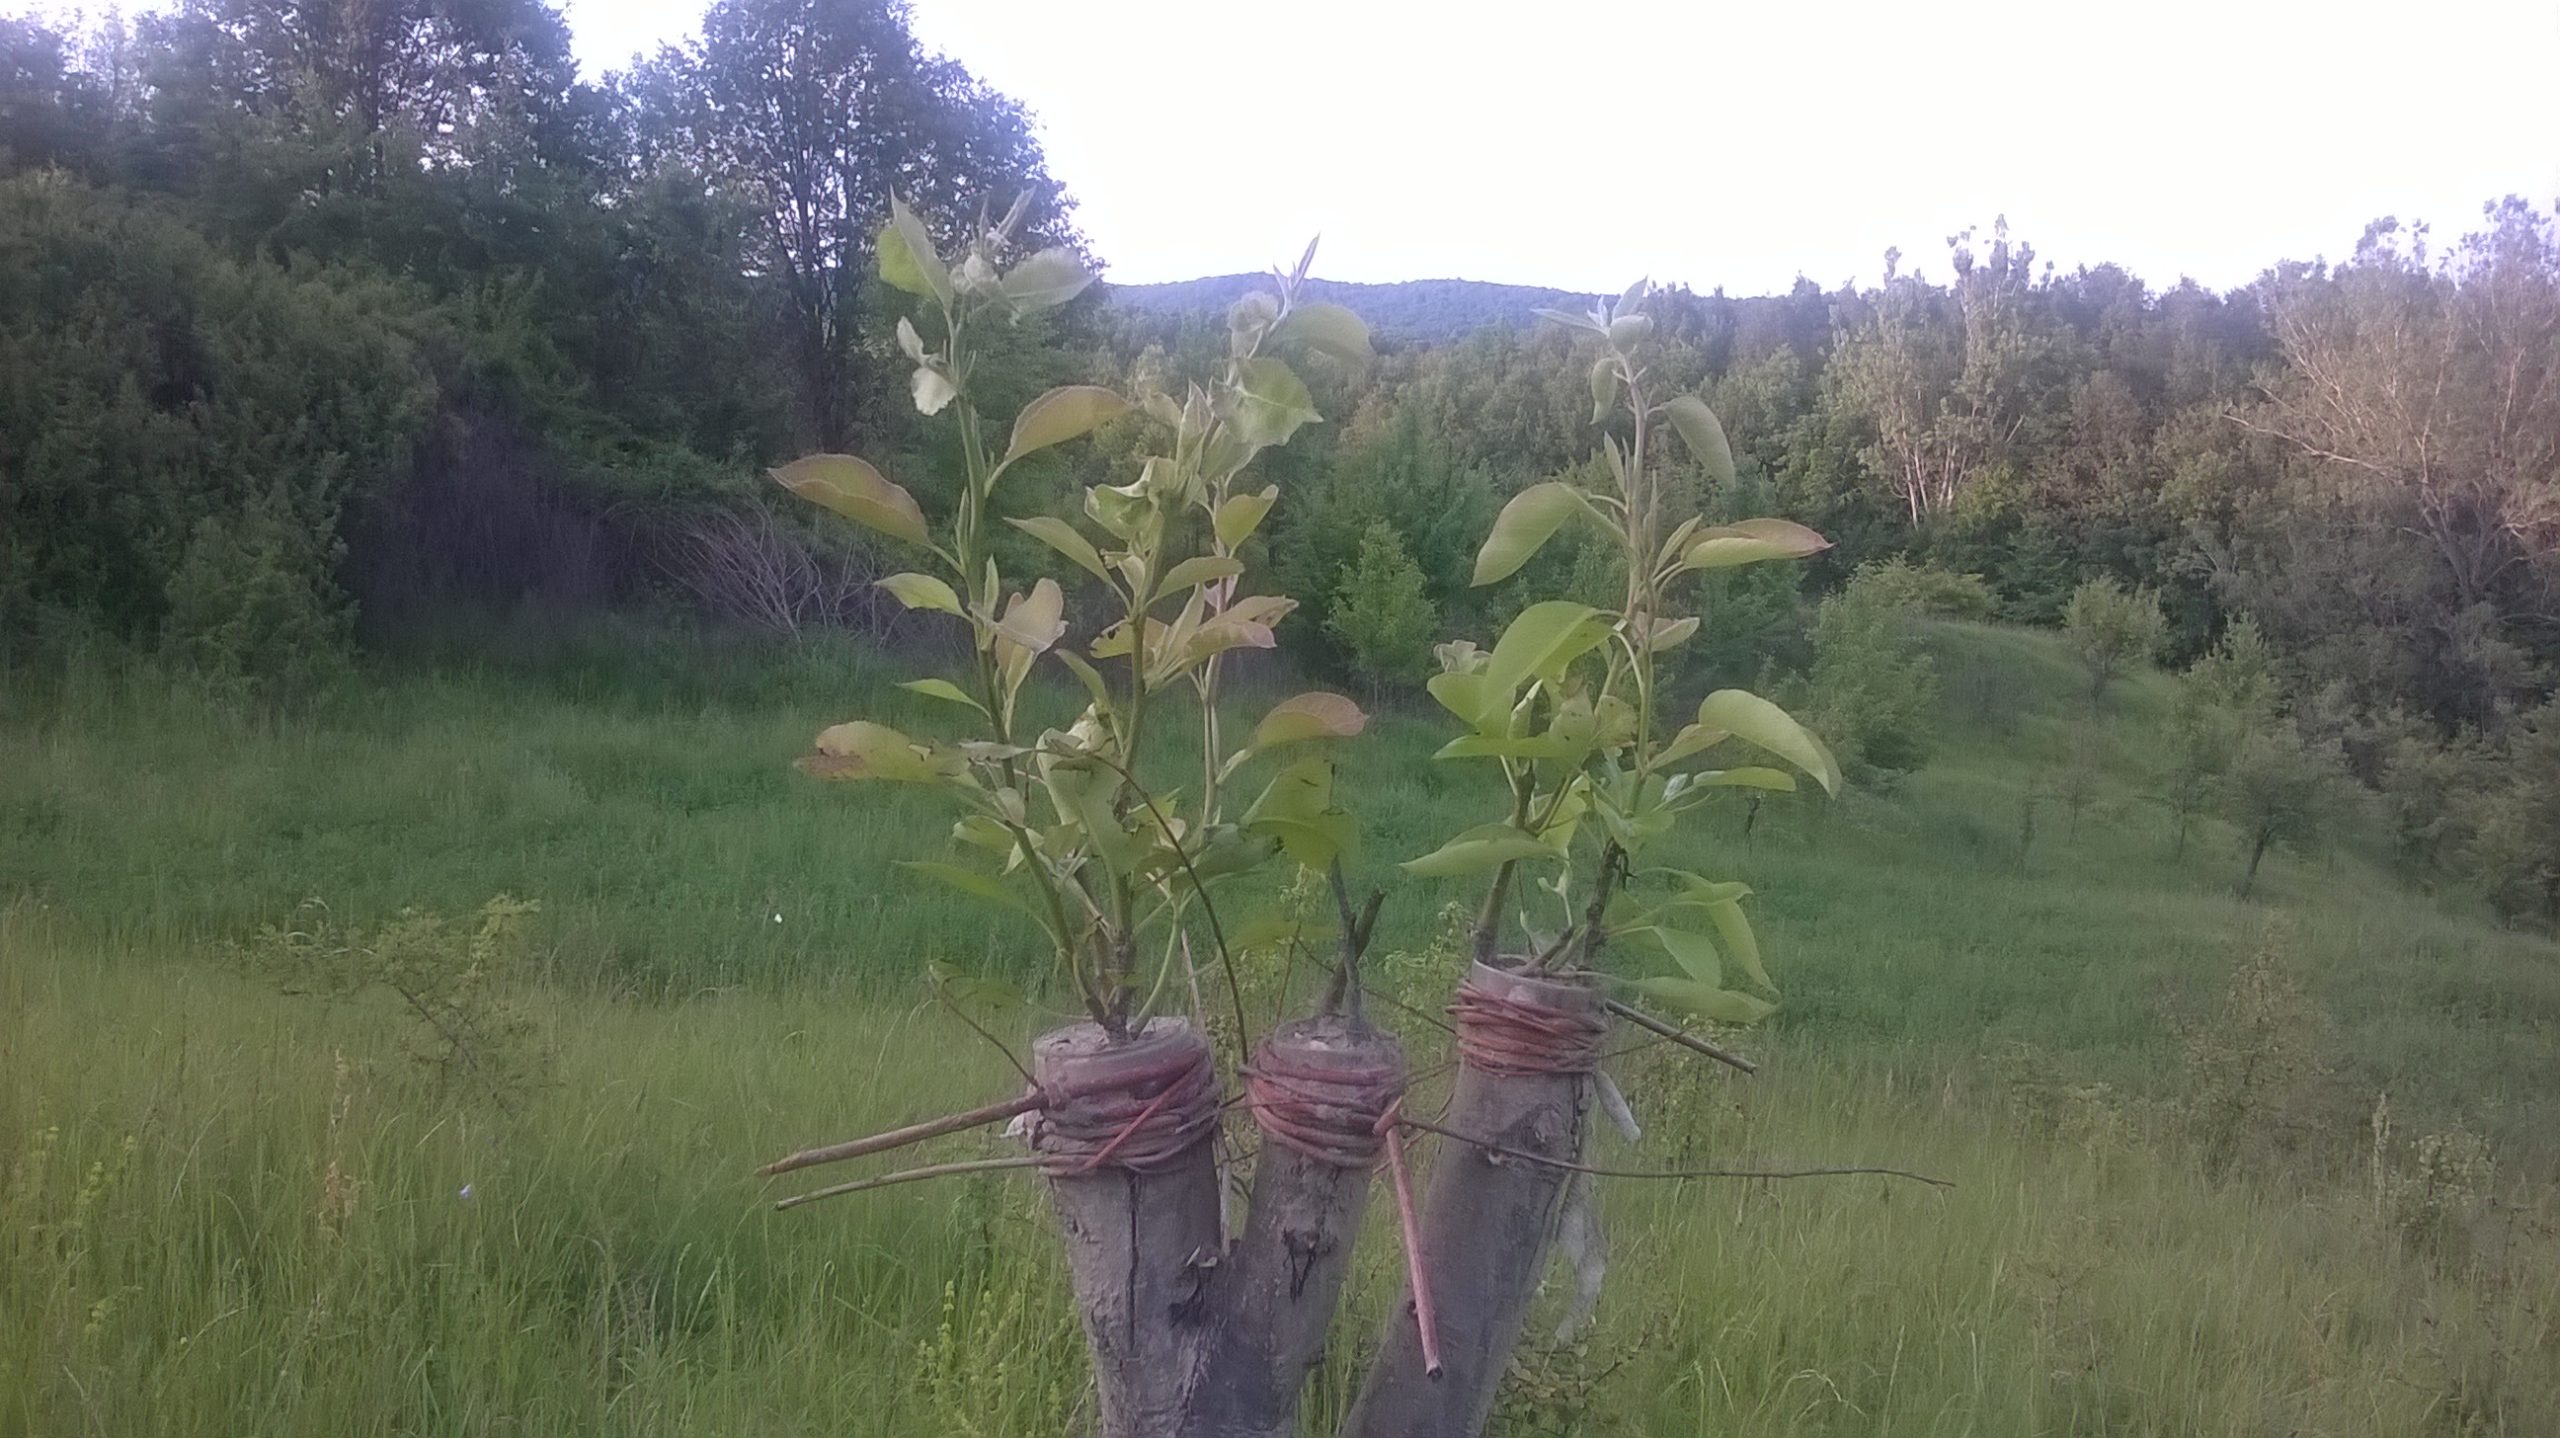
top-left (1448, 971), bottom-right (1608, 1077)
top-left (1032, 1033), bottom-right (1221, 1177)
top-left (1241, 1046), bottom-right (1403, 1169)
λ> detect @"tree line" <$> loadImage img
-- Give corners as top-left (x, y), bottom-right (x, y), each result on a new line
top-left (1107, 218), bottom-right (2559, 922)
top-left (2, 0), bottom-right (1076, 674)
top-left (1, 1), bottom-right (2552, 921)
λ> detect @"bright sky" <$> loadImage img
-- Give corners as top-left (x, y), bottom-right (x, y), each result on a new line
top-left (51, 0), bottom-right (2560, 293)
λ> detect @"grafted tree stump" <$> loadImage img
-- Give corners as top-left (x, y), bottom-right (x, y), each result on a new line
top-left (1344, 961), bottom-right (1605, 1438)
top-left (1032, 1020), bottom-right (1225, 1438)
top-left (1195, 1015), bottom-right (1405, 1438)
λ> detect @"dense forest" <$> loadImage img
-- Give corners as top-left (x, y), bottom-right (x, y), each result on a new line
top-left (1, 0), bottom-right (2554, 922)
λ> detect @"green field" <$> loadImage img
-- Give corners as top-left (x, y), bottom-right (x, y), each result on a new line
top-left (5, 620), bottom-right (2556, 1435)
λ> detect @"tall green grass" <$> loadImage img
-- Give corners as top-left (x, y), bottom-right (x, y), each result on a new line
top-left (7, 907), bottom-right (2552, 1435)
top-left (5, 617), bottom-right (2557, 1433)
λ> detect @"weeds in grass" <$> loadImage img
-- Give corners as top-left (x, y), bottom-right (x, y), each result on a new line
top-left (2174, 927), bottom-right (2338, 1176)
top-left (2371, 1092), bottom-right (2499, 1259)
top-left (239, 895), bottom-right (550, 1104)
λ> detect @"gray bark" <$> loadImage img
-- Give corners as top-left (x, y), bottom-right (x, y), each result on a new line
top-left (1193, 1016), bottom-right (1404, 1438)
top-left (1034, 1020), bottom-right (1223, 1438)
top-left (1342, 962), bottom-right (1604, 1438)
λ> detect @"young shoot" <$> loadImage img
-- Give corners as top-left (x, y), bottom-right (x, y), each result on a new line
top-left (775, 203), bottom-right (1373, 1039)
top-left (1408, 281), bottom-right (1840, 1027)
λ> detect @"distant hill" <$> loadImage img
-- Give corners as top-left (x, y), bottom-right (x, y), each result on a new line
top-left (1106, 275), bottom-right (1603, 344)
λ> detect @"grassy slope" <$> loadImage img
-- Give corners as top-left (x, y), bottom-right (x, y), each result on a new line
top-left (4, 619), bottom-right (2556, 1434)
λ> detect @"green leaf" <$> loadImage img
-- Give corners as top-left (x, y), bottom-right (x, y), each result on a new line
top-left (1215, 486), bottom-right (1279, 548)
top-left (804, 720), bottom-right (939, 783)
top-left (1269, 301), bottom-right (1372, 365)
top-left (1661, 395), bottom-right (1737, 489)
top-left (1228, 291), bottom-right (1279, 353)
top-left (1645, 870), bottom-right (1752, 907)
top-left (1590, 356), bottom-right (1617, 423)
top-left (1252, 691), bottom-right (1368, 749)
top-left (1628, 977), bottom-right (1775, 1025)
top-left (1485, 600), bottom-right (1611, 700)
top-left (1251, 811), bottom-right (1357, 869)
top-left (1231, 357), bottom-right (1322, 448)
top-left (879, 200), bottom-right (949, 302)
top-left (1163, 607), bottom-right (1286, 679)
top-left (1705, 898), bottom-right (1773, 993)
top-left (1432, 731), bottom-right (1577, 761)
top-left (896, 315), bottom-right (927, 362)
top-left (1657, 723), bottom-right (1726, 766)
top-left (897, 678), bottom-right (987, 716)
top-left (770, 455), bottom-right (929, 548)
top-left (999, 247), bottom-right (1095, 312)
top-left (1002, 387), bottom-right (1130, 473)
top-left (1690, 767), bottom-right (1797, 791)
top-left (1055, 650), bottom-right (1112, 710)
top-left (1426, 670), bottom-right (1500, 731)
top-left (1083, 481), bottom-right (1152, 544)
top-left (1155, 555), bottom-right (1243, 596)
top-left (1647, 616), bottom-right (1700, 651)
top-left (900, 861), bottom-right (1038, 919)
top-left (1005, 515), bottom-right (1112, 584)
top-left (1619, 925), bottom-right (1721, 985)
top-left (1693, 689), bottom-right (1841, 796)
top-left (1656, 516), bottom-right (1704, 569)
top-left (1241, 759), bottom-right (1357, 868)
top-left (1036, 751), bottom-right (1129, 869)
top-left (1133, 454), bottom-right (1186, 500)
top-left (992, 579), bottom-right (1068, 658)
top-left (1402, 824), bottom-right (1563, 877)
top-left (877, 572), bottom-right (962, 615)
top-left (1184, 823), bottom-right (1281, 884)
top-left (1681, 519), bottom-right (1832, 571)
top-left (1472, 482), bottom-right (1588, 586)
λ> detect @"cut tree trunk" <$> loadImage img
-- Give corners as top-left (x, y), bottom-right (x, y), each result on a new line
top-left (1032, 1019), bottom-right (1223, 1438)
top-left (1192, 1015), bottom-right (1405, 1438)
top-left (1343, 961), bottom-right (1605, 1438)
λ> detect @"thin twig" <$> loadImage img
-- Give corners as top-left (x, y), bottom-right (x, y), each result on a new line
top-left (758, 1090), bottom-right (1043, 1177)
top-left (1323, 858), bottom-right (1384, 1020)
top-left (1531, 927), bottom-right (1579, 970)
top-left (773, 1156), bottom-right (1038, 1211)
top-left (1036, 742), bottom-right (1250, 1047)
top-left (1395, 1115), bottom-right (1949, 1188)
top-left (1280, 928), bottom-right (1454, 1036)
top-left (1376, 1099), bottom-right (1443, 1378)
top-left (931, 982), bottom-right (1038, 1090)
top-left (1553, 842), bottom-right (1626, 973)
top-left (1602, 997), bottom-right (1758, 1075)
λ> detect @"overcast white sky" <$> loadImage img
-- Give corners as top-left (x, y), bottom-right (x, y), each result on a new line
top-left (51, 0), bottom-right (2560, 292)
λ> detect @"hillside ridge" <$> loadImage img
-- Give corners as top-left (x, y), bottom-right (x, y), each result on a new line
top-left (1106, 273), bottom-right (1604, 341)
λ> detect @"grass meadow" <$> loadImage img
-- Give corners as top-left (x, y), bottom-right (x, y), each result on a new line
top-left (4, 617), bottom-right (2557, 1434)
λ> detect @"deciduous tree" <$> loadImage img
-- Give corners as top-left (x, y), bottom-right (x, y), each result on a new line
top-left (626, 0), bottom-right (1076, 447)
